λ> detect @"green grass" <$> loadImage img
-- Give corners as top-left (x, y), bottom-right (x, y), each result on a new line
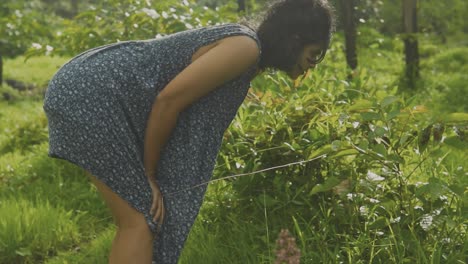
top-left (45, 227), bottom-right (114, 264)
top-left (0, 199), bottom-right (80, 264)
top-left (3, 56), bottom-right (69, 87)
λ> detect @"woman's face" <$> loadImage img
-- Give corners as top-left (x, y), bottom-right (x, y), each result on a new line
top-left (287, 44), bottom-right (325, 80)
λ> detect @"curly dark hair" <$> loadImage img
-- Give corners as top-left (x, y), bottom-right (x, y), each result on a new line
top-left (247, 0), bottom-right (335, 72)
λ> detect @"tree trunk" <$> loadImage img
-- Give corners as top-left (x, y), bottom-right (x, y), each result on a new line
top-left (340, 0), bottom-right (358, 71)
top-left (238, 0), bottom-right (245, 12)
top-left (70, 0), bottom-right (78, 16)
top-left (403, 0), bottom-right (419, 83)
top-left (0, 54), bottom-right (3, 86)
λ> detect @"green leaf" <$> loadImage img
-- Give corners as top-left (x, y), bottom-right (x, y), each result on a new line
top-left (332, 148), bottom-right (359, 158)
top-left (375, 126), bottom-right (387, 137)
top-left (348, 99), bottom-right (374, 112)
top-left (360, 112), bottom-right (381, 121)
top-left (283, 142), bottom-right (296, 151)
top-left (371, 144), bottom-right (387, 158)
top-left (257, 194), bottom-right (279, 207)
top-left (309, 177), bottom-right (341, 195)
top-left (444, 136), bottom-right (468, 150)
top-left (381, 96), bottom-right (399, 108)
top-left (386, 109), bottom-right (401, 121)
top-left (442, 113), bottom-right (468, 123)
top-left (331, 140), bottom-right (342, 151)
top-left (15, 247), bottom-right (32, 257)
top-left (415, 178), bottom-right (447, 201)
top-left (308, 144), bottom-right (333, 159)
top-left (388, 154), bottom-right (405, 164)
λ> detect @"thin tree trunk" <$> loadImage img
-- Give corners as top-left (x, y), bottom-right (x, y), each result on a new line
top-left (403, 0), bottom-right (419, 83)
top-left (71, 0), bottom-right (78, 16)
top-left (238, 0), bottom-right (245, 12)
top-left (340, 0), bottom-right (358, 70)
top-left (0, 54), bottom-right (3, 86)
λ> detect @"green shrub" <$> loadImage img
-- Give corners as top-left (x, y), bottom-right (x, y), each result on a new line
top-left (426, 47), bottom-right (468, 73)
top-left (213, 65), bottom-right (467, 262)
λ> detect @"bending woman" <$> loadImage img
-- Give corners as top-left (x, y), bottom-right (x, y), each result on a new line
top-left (43, 0), bottom-right (335, 263)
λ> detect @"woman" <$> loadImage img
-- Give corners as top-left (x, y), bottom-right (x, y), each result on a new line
top-left (43, 0), bottom-right (334, 263)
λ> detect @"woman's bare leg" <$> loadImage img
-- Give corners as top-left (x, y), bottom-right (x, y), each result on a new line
top-left (86, 171), bottom-right (154, 264)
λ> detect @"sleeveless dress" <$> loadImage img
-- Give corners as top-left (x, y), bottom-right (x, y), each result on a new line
top-left (43, 23), bottom-right (261, 263)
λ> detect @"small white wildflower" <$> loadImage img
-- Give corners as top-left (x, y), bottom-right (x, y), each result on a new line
top-left (441, 238), bottom-right (451, 244)
top-left (367, 171), bottom-right (385, 182)
top-left (15, 10), bottom-right (23, 17)
top-left (368, 198), bottom-right (380, 204)
top-left (347, 193), bottom-right (356, 201)
top-left (359, 206), bottom-right (368, 216)
top-left (420, 214), bottom-right (433, 231)
top-left (31, 43), bottom-right (42, 49)
top-left (141, 8), bottom-right (160, 19)
top-left (390, 216), bottom-right (401, 223)
top-left (376, 231), bottom-right (384, 236)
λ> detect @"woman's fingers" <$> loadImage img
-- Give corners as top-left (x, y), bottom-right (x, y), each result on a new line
top-left (147, 180), bottom-right (165, 223)
top-left (151, 191), bottom-right (165, 223)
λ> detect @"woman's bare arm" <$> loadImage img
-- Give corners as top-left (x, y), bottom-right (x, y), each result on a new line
top-left (143, 35), bottom-right (259, 178)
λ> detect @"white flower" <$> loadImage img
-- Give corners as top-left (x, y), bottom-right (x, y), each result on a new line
top-left (359, 206), bottom-right (368, 216)
top-left (31, 43), bottom-right (42, 49)
top-left (420, 214), bottom-right (433, 231)
top-left (367, 171), bottom-right (385, 182)
top-left (141, 8), bottom-right (160, 19)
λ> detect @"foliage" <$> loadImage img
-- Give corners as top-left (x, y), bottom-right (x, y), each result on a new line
top-left (423, 47), bottom-right (468, 113)
top-left (26, 0), bottom-right (239, 57)
top-left (213, 43), bottom-right (467, 262)
top-left (0, 0), bottom-right (466, 263)
top-left (0, 0), bottom-right (59, 58)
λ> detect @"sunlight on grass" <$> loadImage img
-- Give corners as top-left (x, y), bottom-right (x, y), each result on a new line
top-left (3, 56), bottom-right (70, 86)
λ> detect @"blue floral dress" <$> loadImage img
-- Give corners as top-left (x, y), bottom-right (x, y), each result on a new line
top-left (43, 23), bottom-right (261, 263)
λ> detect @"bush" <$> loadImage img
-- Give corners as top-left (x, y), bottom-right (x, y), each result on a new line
top-left (213, 62), bottom-right (467, 262)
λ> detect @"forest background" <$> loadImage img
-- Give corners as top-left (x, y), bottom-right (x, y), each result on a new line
top-left (0, 0), bottom-right (467, 263)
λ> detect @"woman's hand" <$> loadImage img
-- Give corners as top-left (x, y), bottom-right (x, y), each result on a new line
top-left (147, 176), bottom-right (165, 226)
